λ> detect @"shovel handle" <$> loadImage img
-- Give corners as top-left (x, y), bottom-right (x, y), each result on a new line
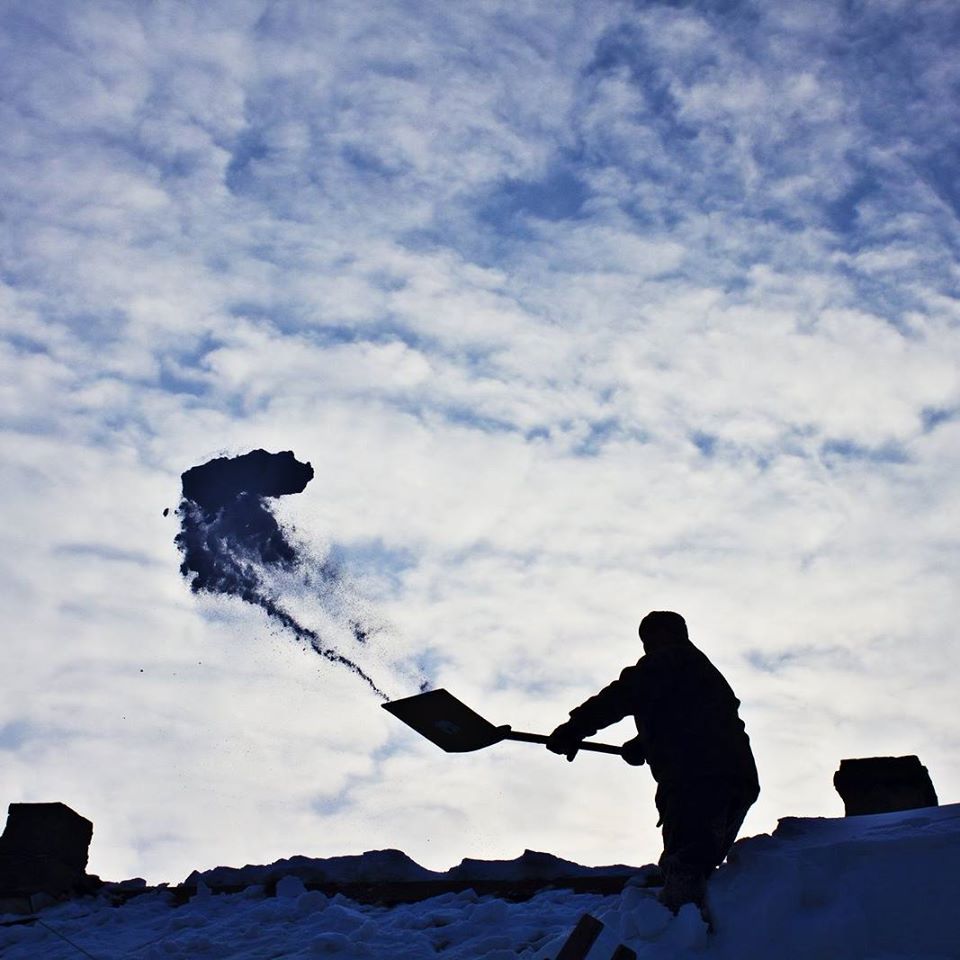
top-left (503, 730), bottom-right (624, 756)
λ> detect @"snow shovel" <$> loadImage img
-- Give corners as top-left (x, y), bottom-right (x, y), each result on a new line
top-left (382, 688), bottom-right (623, 757)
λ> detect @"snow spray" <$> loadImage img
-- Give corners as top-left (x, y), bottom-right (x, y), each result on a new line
top-left (173, 449), bottom-right (388, 699)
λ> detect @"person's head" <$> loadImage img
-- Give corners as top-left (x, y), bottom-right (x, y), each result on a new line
top-left (638, 611), bottom-right (688, 653)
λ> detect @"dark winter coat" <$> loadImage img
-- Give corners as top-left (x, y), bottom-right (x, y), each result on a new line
top-left (566, 638), bottom-right (759, 790)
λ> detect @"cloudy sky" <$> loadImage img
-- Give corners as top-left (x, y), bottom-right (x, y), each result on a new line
top-left (3, 0), bottom-right (960, 885)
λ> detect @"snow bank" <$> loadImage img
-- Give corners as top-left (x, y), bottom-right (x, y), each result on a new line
top-left (2, 803), bottom-right (957, 960)
top-left (186, 848), bottom-right (641, 889)
top-left (0, 883), bottom-right (617, 959)
top-left (185, 849), bottom-right (439, 888)
top-left (706, 801), bottom-right (960, 960)
top-left (542, 801), bottom-right (960, 960)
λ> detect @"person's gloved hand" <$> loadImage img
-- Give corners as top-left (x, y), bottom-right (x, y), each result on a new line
top-left (546, 721), bottom-right (583, 762)
top-left (621, 735), bottom-right (646, 767)
top-left (493, 724), bottom-right (512, 744)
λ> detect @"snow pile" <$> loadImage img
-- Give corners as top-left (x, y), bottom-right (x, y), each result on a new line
top-left (186, 848), bottom-right (439, 887)
top-left (2, 803), bottom-right (957, 960)
top-left (186, 848), bottom-right (640, 889)
top-left (0, 882), bottom-right (615, 960)
top-left (705, 801), bottom-right (960, 960)
top-left (547, 801), bottom-right (960, 960)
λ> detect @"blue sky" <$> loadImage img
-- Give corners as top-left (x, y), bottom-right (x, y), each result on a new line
top-left (2, 0), bottom-right (960, 883)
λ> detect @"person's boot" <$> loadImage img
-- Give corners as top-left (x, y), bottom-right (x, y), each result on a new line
top-left (657, 864), bottom-right (707, 915)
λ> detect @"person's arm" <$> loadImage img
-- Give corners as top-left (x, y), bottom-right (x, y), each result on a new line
top-left (568, 667), bottom-right (641, 733)
top-left (547, 666), bottom-right (641, 760)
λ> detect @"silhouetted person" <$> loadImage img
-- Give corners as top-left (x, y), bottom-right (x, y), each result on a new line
top-left (547, 611), bottom-right (759, 915)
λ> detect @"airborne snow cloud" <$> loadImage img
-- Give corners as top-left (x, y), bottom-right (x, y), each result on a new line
top-left (175, 448), bottom-right (411, 700)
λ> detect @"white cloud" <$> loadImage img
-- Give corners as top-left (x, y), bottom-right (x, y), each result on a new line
top-left (1, 0), bottom-right (959, 884)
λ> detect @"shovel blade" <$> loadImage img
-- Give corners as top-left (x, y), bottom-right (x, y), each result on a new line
top-left (382, 688), bottom-right (505, 753)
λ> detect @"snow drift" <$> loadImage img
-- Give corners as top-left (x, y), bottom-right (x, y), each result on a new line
top-left (563, 801), bottom-right (960, 960)
top-left (2, 803), bottom-right (957, 959)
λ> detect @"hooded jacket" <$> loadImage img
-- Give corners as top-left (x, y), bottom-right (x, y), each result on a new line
top-left (566, 638), bottom-right (759, 788)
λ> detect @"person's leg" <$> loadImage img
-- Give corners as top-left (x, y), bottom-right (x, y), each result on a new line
top-left (656, 778), bottom-right (757, 915)
top-left (656, 783), bottom-right (716, 913)
top-left (716, 781), bottom-right (760, 864)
